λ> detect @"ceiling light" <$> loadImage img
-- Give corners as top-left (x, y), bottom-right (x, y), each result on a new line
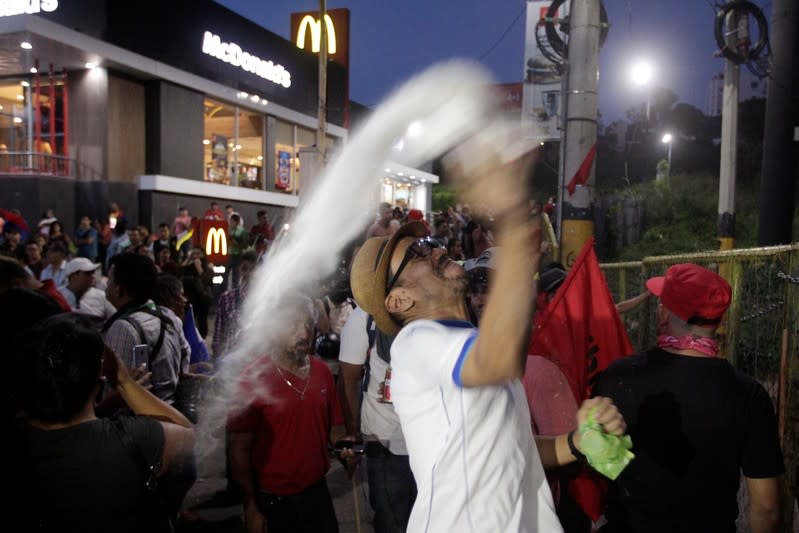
top-left (20, 81), bottom-right (29, 87)
top-left (13, 117), bottom-right (23, 124)
top-left (29, 67), bottom-right (37, 74)
top-left (0, 105), bottom-right (4, 110)
top-left (85, 62), bottom-right (97, 69)
top-left (235, 144), bottom-right (242, 150)
top-left (260, 99), bottom-right (268, 106)
top-left (16, 95), bottom-right (24, 101)
top-left (257, 155), bottom-right (263, 161)
top-left (397, 172), bottom-right (404, 176)
top-left (250, 94), bottom-right (259, 102)
top-left (384, 168), bottom-right (391, 172)
top-left (202, 139), bottom-right (210, 145)
top-left (20, 42), bottom-right (32, 50)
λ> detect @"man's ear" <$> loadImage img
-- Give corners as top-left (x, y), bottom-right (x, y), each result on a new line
top-left (386, 288), bottom-right (414, 315)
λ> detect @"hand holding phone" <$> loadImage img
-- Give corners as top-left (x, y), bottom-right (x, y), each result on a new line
top-left (131, 344), bottom-right (150, 369)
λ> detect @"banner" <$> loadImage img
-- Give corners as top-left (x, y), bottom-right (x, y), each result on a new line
top-left (529, 238), bottom-right (634, 519)
top-left (521, 0), bottom-right (567, 142)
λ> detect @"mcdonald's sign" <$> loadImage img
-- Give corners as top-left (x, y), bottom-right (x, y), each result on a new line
top-left (296, 14), bottom-right (336, 54)
top-left (199, 220), bottom-right (229, 265)
top-left (291, 9), bottom-right (350, 69)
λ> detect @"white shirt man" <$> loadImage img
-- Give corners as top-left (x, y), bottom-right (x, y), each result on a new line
top-left (58, 258), bottom-right (116, 319)
top-left (391, 319), bottom-right (561, 532)
top-left (339, 306), bottom-right (407, 453)
top-left (40, 257), bottom-right (67, 288)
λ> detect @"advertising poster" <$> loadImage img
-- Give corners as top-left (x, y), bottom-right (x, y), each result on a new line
top-left (276, 150), bottom-right (291, 190)
top-left (521, 0), bottom-right (568, 142)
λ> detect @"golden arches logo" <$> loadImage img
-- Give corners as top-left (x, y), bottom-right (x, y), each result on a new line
top-left (205, 227), bottom-right (227, 256)
top-left (296, 14), bottom-right (336, 54)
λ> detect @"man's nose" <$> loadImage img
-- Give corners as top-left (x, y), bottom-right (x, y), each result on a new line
top-left (431, 247), bottom-right (447, 260)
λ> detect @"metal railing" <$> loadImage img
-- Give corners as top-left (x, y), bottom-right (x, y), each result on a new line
top-left (602, 244), bottom-right (799, 530)
top-left (0, 151), bottom-right (103, 181)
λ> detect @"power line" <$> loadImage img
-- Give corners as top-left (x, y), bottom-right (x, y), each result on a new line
top-left (479, 4), bottom-right (526, 60)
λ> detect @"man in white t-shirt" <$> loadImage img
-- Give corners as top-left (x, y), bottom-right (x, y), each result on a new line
top-left (349, 152), bottom-right (626, 532)
top-left (58, 257), bottom-right (116, 320)
top-left (338, 305), bottom-right (416, 532)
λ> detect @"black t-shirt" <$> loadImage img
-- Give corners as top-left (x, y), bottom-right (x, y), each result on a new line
top-left (593, 348), bottom-right (783, 533)
top-left (13, 416), bottom-right (166, 532)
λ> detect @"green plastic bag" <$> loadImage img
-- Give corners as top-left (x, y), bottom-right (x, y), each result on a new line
top-left (577, 409), bottom-right (635, 480)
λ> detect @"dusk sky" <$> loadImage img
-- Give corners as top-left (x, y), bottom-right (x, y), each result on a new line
top-left (216, 0), bottom-right (772, 123)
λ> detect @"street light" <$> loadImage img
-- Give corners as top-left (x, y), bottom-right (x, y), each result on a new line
top-left (630, 60), bottom-right (654, 120)
top-left (662, 133), bottom-right (673, 176)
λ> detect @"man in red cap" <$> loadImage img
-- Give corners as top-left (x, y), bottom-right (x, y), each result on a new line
top-left (593, 263), bottom-right (783, 533)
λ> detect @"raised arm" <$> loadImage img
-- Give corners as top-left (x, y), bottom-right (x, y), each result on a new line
top-left (449, 141), bottom-right (541, 387)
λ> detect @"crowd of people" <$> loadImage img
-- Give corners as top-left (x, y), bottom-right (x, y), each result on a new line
top-left (0, 167), bottom-right (787, 533)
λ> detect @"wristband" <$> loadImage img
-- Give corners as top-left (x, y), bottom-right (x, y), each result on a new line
top-left (567, 430), bottom-right (586, 461)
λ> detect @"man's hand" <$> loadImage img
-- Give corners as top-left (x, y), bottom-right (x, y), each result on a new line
top-left (243, 500), bottom-right (265, 533)
top-left (576, 396), bottom-right (627, 440)
top-left (446, 135), bottom-right (538, 220)
top-left (335, 435), bottom-right (362, 479)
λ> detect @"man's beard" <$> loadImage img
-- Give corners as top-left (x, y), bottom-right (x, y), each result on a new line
top-left (433, 254), bottom-right (468, 296)
top-left (284, 342), bottom-right (310, 366)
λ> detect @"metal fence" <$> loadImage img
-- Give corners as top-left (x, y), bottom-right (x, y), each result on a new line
top-left (0, 151), bottom-right (103, 181)
top-left (602, 244), bottom-right (799, 531)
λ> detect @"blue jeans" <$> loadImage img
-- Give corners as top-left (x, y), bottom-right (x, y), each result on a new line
top-left (365, 442), bottom-right (417, 533)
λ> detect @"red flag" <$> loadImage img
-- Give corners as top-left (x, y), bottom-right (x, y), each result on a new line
top-left (566, 143), bottom-right (597, 196)
top-left (528, 237), bottom-right (634, 520)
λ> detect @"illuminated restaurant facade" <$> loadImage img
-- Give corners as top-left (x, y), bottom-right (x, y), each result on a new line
top-left (0, 0), bottom-right (349, 230)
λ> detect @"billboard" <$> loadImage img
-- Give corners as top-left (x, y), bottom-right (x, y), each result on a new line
top-left (522, 0), bottom-right (568, 142)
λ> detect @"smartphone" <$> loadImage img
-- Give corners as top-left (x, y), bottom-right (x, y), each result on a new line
top-left (131, 344), bottom-right (150, 369)
top-left (334, 440), bottom-right (365, 454)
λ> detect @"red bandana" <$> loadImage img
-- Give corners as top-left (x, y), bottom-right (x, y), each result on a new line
top-left (656, 334), bottom-right (719, 357)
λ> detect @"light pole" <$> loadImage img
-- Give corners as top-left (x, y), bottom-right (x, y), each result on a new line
top-left (630, 60), bottom-right (653, 121)
top-left (661, 132), bottom-right (673, 178)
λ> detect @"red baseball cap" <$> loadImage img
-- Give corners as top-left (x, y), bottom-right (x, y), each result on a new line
top-left (645, 263), bottom-right (732, 327)
top-left (407, 209), bottom-right (424, 221)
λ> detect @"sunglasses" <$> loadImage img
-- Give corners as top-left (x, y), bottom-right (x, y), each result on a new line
top-left (386, 236), bottom-right (444, 292)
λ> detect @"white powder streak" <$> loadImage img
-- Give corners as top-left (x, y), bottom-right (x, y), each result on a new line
top-left (195, 60), bottom-right (512, 465)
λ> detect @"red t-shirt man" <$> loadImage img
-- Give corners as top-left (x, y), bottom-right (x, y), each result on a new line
top-left (249, 211), bottom-right (275, 256)
top-left (203, 203), bottom-right (225, 221)
top-left (226, 355), bottom-right (343, 495)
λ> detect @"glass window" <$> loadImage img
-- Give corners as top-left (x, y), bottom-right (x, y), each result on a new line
top-left (203, 98), bottom-right (235, 185)
top-left (235, 109), bottom-right (264, 189)
top-left (0, 76), bottom-right (67, 174)
top-left (274, 118), bottom-right (295, 192)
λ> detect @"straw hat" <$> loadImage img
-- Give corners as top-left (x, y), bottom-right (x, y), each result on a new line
top-left (349, 221), bottom-right (428, 336)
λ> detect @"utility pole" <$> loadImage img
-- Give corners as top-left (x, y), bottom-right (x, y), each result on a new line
top-left (718, 7), bottom-right (740, 251)
top-left (758, 0), bottom-right (798, 245)
top-left (559, 0), bottom-right (600, 266)
top-left (316, 0), bottom-right (328, 160)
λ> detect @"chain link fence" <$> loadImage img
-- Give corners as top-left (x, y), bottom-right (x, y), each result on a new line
top-left (601, 244), bottom-right (799, 531)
